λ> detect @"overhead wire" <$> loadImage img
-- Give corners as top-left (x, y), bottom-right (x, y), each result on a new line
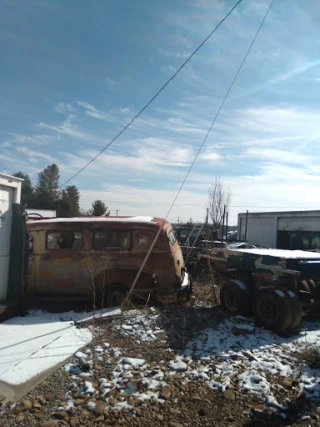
top-left (122, 0), bottom-right (275, 306)
top-left (157, 0), bottom-right (275, 222)
top-left (59, 0), bottom-right (244, 188)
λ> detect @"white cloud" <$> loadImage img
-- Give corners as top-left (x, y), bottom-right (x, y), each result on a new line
top-left (243, 148), bottom-right (312, 166)
top-left (198, 151), bottom-right (222, 162)
top-left (191, 0), bottom-right (224, 10)
top-left (38, 114), bottom-right (89, 140)
top-left (77, 101), bottom-right (112, 122)
top-left (205, 105), bottom-right (320, 153)
top-left (59, 137), bottom-right (192, 179)
top-left (158, 48), bottom-right (190, 59)
top-left (120, 107), bottom-right (130, 114)
top-left (105, 77), bottom-right (115, 86)
top-left (12, 133), bottom-right (57, 145)
top-left (15, 146), bottom-right (57, 164)
top-left (132, 114), bottom-right (208, 139)
top-left (0, 151), bottom-right (42, 176)
top-left (79, 184), bottom-right (208, 222)
top-left (162, 64), bottom-right (177, 75)
top-left (1, 141), bottom-right (11, 147)
top-left (55, 102), bottom-right (76, 114)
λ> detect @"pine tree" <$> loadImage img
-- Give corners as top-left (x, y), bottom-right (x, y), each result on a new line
top-left (57, 185), bottom-right (80, 217)
top-left (35, 163), bottom-right (60, 209)
top-left (88, 200), bottom-right (110, 216)
top-left (13, 171), bottom-right (35, 207)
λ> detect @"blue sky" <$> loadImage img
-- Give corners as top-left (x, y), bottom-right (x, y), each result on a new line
top-left (1, 0), bottom-right (320, 224)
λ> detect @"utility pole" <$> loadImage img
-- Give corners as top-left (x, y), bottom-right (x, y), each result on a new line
top-left (115, 209), bottom-right (120, 216)
top-left (221, 204), bottom-right (226, 241)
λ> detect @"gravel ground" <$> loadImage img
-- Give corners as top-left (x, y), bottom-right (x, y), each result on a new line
top-left (0, 296), bottom-right (320, 427)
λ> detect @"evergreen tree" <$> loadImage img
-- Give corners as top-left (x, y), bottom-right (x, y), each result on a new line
top-left (88, 200), bottom-right (110, 216)
top-left (57, 185), bottom-right (80, 217)
top-left (13, 172), bottom-right (35, 207)
top-left (35, 163), bottom-right (60, 209)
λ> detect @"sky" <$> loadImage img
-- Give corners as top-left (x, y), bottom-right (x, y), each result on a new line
top-left (1, 0), bottom-right (320, 225)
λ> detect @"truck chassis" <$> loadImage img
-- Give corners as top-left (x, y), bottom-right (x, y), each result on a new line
top-left (202, 248), bottom-right (320, 331)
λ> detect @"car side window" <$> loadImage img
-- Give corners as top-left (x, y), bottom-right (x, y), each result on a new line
top-left (46, 231), bottom-right (82, 249)
top-left (93, 230), bottom-right (131, 249)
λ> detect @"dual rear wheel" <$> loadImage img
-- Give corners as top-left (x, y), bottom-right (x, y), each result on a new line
top-left (220, 279), bottom-right (302, 332)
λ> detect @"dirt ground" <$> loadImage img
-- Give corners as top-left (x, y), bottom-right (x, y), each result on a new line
top-left (0, 281), bottom-right (320, 427)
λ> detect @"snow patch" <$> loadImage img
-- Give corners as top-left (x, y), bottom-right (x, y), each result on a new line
top-left (0, 310), bottom-right (92, 386)
top-left (168, 360), bottom-right (188, 372)
top-left (121, 357), bottom-right (145, 367)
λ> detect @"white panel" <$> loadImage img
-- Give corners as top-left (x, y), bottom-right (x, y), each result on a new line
top-left (0, 185), bottom-right (13, 303)
top-left (246, 217), bottom-right (275, 248)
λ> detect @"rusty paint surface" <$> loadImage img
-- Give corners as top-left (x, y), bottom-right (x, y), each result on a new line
top-left (204, 247), bottom-right (320, 283)
top-left (27, 217), bottom-right (188, 299)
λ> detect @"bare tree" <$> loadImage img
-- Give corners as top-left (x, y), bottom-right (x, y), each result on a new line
top-left (208, 176), bottom-right (230, 235)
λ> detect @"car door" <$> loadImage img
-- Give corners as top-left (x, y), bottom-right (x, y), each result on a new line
top-left (35, 229), bottom-right (84, 295)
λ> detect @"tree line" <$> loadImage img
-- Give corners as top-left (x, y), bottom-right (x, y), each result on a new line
top-left (14, 163), bottom-right (110, 217)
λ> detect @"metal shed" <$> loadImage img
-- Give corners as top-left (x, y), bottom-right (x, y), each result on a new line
top-left (0, 173), bottom-right (23, 307)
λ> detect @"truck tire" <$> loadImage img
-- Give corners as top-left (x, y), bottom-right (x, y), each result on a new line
top-left (286, 291), bottom-right (303, 330)
top-left (254, 288), bottom-right (293, 332)
top-left (220, 279), bottom-right (251, 316)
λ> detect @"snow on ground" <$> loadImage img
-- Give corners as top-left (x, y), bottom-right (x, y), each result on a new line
top-left (2, 305), bottom-right (320, 420)
top-left (58, 309), bottom-right (320, 419)
top-left (0, 309), bottom-right (108, 386)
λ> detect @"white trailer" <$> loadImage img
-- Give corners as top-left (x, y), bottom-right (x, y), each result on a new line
top-left (0, 173), bottom-right (23, 304)
top-left (238, 210), bottom-right (320, 250)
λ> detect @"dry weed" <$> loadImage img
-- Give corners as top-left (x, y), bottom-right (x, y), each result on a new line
top-left (296, 345), bottom-right (320, 369)
top-left (192, 280), bottom-right (220, 306)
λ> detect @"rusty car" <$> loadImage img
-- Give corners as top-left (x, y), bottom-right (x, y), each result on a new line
top-left (26, 216), bottom-right (191, 306)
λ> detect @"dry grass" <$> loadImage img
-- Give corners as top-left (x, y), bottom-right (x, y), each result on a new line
top-left (192, 280), bottom-right (220, 306)
top-left (295, 345), bottom-right (320, 369)
top-left (190, 257), bottom-right (222, 306)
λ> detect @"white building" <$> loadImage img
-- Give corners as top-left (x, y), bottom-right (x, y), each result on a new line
top-left (238, 210), bottom-right (320, 250)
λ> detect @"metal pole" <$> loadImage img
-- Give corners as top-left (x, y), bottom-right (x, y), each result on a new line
top-left (205, 208), bottom-right (209, 240)
top-left (226, 211), bottom-right (229, 240)
top-left (221, 205), bottom-right (226, 241)
top-left (244, 210), bottom-right (249, 241)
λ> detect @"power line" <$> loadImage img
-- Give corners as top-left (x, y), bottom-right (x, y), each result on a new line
top-left (60, 0), bottom-right (243, 188)
top-left (123, 0), bottom-right (278, 304)
top-left (157, 0), bottom-right (275, 221)
top-left (122, 0), bottom-right (274, 305)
